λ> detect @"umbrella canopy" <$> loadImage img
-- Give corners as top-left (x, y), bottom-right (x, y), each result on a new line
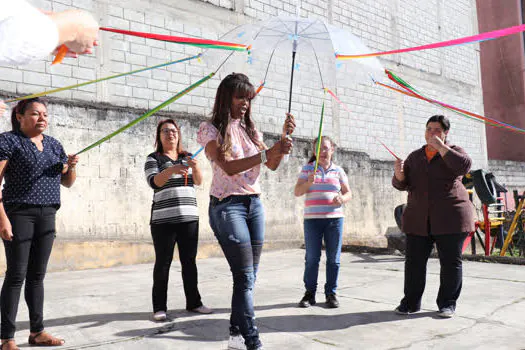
top-left (203, 16), bottom-right (383, 103)
top-left (201, 15), bottom-right (384, 167)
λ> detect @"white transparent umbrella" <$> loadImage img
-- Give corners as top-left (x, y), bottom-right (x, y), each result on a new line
top-left (202, 15), bottom-right (383, 115)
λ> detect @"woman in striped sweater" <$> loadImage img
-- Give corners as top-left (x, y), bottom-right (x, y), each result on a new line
top-left (144, 119), bottom-right (212, 322)
top-left (294, 136), bottom-right (352, 309)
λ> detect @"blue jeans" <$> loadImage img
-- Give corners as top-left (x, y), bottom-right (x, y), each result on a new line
top-left (209, 195), bottom-right (264, 350)
top-left (303, 218), bottom-right (344, 296)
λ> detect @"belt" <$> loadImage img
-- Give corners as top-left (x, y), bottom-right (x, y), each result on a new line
top-left (210, 194), bottom-right (260, 204)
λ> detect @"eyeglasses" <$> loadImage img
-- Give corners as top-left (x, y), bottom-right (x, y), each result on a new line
top-left (161, 128), bottom-right (178, 135)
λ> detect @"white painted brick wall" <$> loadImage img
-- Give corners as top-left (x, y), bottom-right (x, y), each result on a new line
top-left (0, 0), bottom-right (486, 246)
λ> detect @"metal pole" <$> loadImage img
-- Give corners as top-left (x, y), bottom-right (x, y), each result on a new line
top-left (483, 204), bottom-right (491, 256)
top-left (287, 21), bottom-right (299, 114)
top-left (287, 51), bottom-right (296, 114)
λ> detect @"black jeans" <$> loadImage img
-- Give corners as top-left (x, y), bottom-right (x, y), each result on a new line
top-left (151, 221), bottom-right (203, 312)
top-left (1, 205), bottom-right (57, 339)
top-left (401, 233), bottom-right (468, 312)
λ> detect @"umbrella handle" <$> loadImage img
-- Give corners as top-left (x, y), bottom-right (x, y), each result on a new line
top-left (283, 135), bottom-right (292, 163)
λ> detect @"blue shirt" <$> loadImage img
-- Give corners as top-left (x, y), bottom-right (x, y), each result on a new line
top-left (0, 131), bottom-right (67, 206)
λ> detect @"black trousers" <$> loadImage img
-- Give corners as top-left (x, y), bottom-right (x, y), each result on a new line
top-left (151, 221), bottom-right (203, 312)
top-left (401, 233), bottom-right (467, 312)
top-left (1, 206), bottom-right (57, 339)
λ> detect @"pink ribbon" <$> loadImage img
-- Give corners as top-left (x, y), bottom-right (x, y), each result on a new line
top-left (337, 24), bottom-right (525, 59)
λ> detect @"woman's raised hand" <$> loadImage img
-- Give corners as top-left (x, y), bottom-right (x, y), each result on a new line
top-left (185, 157), bottom-right (198, 169)
top-left (49, 9), bottom-right (99, 54)
top-left (67, 154), bottom-right (79, 169)
top-left (266, 136), bottom-right (294, 161)
top-left (394, 158), bottom-right (405, 182)
top-left (282, 113), bottom-right (296, 137)
top-left (171, 164), bottom-right (188, 176)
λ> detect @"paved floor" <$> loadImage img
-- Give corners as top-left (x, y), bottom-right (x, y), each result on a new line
top-left (3, 249), bottom-right (525, 349)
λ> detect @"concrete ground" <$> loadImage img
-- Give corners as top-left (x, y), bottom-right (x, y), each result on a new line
top-left (3, 249), bottom-right (525, 349)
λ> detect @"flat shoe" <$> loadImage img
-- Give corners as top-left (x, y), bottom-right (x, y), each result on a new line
top-left (190, 305), bottom-right (213, 314)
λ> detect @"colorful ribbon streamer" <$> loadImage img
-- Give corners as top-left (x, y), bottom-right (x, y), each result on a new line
top-left (52, 45), bottom-right (69, 65)
top-left (313, 91), bottom-right (326, 174)
top-left (182, 146), bottom-right (205, 186)
top-left (324, 87), bottom-right (400, 159)
top-left (373, 137), bottom-right (400, 160)
top-left (255, 82), bottom-right (265, 95)
top-left (190, 146), bottom-right (204, 159)
top-left (324, 88), bottom-right (351, 113)
top-left (336, 23), bottom-right (525, 60)
top-left (384, 70), bottom-right (525, 134)
top-left (101, 27), bottom-right (247, 51)
top-left (75, 73), bottom-right (214, 155)
top-left (6, 55), bottom-right (200, 103)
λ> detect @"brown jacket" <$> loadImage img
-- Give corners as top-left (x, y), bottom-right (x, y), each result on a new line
top-left (392, 145), bottom-right (475, 236)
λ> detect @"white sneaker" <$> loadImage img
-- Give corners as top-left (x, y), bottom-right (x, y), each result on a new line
top-left (228, 334), bottom-right (246, 350)
top-left (190, 305), bottom-right (213, 314)
top-left (153, 311), bottom-right (167, 321)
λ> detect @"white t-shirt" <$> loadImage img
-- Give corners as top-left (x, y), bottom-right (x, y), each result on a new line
top-left (0, 0), bottom-right (59, 65)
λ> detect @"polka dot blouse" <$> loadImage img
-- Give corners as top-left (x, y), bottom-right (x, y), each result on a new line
top-left (0, 131), bottom-right (67, 206)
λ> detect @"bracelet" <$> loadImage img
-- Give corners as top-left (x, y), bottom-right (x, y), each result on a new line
top-left (260, 150), bottom-right (267, 164)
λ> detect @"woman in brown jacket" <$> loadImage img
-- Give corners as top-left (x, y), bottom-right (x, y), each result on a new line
top-left (392, 115), bottom-right (474, 318)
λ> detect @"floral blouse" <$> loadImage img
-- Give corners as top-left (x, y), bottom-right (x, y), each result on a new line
top-left (197, 119), bottom-right (264, 199)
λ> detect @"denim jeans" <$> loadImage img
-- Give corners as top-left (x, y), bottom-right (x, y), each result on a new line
top-left (209, 195), bottom-right (264, 350)
top-left (303, 218), bottom-right (344, 296)
top-left (1, 205), bottom-right (57, 339)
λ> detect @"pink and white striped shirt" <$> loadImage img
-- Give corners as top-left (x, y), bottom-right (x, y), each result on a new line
top-left (299, 162), bottom-right (348, 219)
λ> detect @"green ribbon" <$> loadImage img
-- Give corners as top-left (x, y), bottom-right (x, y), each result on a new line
top-left (75, 72), bottom-right (214, 155)
top-left (387, 70), bottom-right (525, 133)
top-left (6, 55), bottom-right (200, 103)
top-left (313, 90), bottom-right (326, 173)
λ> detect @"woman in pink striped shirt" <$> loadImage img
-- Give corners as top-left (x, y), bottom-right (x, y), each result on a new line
top-left (294, 136), bottom-right (352, 309)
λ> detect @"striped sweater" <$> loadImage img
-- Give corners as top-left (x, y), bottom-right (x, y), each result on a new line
top-left (144, 152), bottom-right (198, 225)
top-left (298, 162), bottom-right (349, 219)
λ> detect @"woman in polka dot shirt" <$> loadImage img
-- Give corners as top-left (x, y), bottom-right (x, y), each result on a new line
top-left (0, 98), bottom-right (78, 349)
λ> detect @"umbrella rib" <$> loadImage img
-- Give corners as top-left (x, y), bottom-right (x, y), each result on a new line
top-left (258, 24), bottom-right (292, 36)
top-left (300, 32), bottom-right (332, 40)
top-left (296, 20), bottom-right (319, 37)
top-left (262, 37), bottom-right (290, 83)
top-left (254, 20), bottom-right (293, 41)
top-left (214, 51), bottom-right (236, 74)
top-left (257, 33), bottom-right (293, 38)
top-left (301, 39), bottom-right (327, 89)
top-left (275, 17), bottom-right (297, 36)
top-left (319, 20), bottom-right (338, 57)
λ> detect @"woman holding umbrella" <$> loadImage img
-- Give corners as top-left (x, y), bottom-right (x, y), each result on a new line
top-left (197, 73), bottom-right (295, 350)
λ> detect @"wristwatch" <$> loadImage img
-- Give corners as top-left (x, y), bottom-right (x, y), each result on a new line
top-left (260, 150), bottom-right (267, 164)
